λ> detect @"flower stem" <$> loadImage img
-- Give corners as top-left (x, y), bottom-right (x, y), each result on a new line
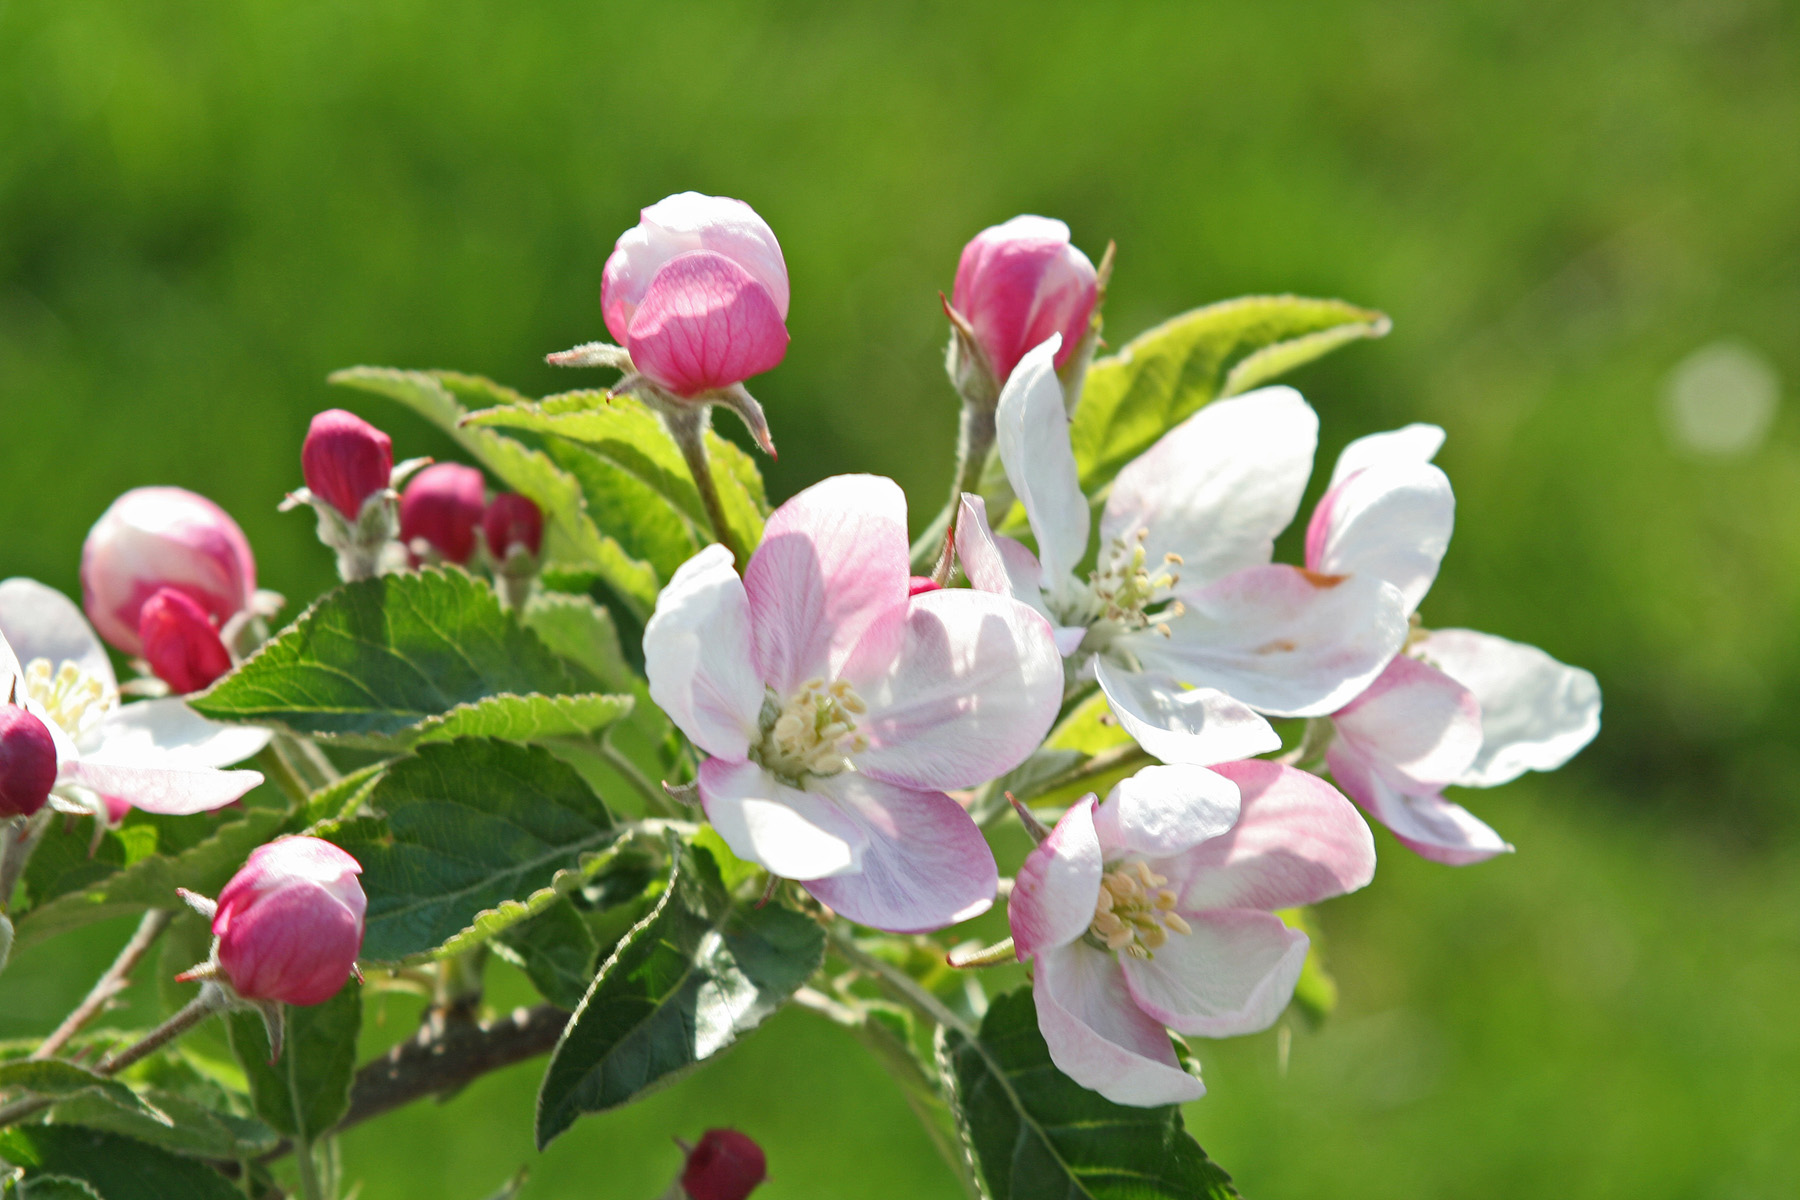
top-left (32, 908), bottom-right (175, 1060)
top-left (909, 401), bottom-right (994, 574)
top-left (829, 928), bottom-right (977, 1042)
top-left (661, 404), bottom-right (744, 565)
top-left (598, 738), bottom-right (679, 818)
top-left (254, 740), bottom-right (315, 807)
top-left (0, 810), bottom-right (51, 912)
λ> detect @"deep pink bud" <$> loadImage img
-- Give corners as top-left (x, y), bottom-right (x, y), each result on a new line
top-left (602, 193), bottom-right (790, 396)
top-left (680, 1129), bottom-right (767, 1200)
top-left (139, 588), bottom-right (233, 694)
top-left (483, 493), bottom-right (543, 559)
top-left (302, 410), bottom-right (394, 520)
top-left (214, 837), bottom-right (366, 1006)
top-left (951, 215), bottom-right (1098, 384)
top-left (399, 463), bottom-right (488, 564)
top-left (0, 705), bottom-right (58, 819)
top-left (907, 576), bottom-right (942, 596)
top-left (81, 487), bottom-right (257, 656)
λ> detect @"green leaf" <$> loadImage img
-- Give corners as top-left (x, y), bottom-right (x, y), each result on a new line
top-left (943, 989), bottom-right (1239, 1200)
top-left (14, 1177), bottom-right (103, 1200)
top-left (225, 982), bottom-right (361, 1142)
top-left (519, 592), bottom-right (636, 692)
top-left (330, 367), bottom-right (661, 615)
top-left (1069, 295), bottom-right (1390, 497)
top-left (495, 899), bottom-right (599, 1010)
top-left (191, 568), bottom-right (601, 748)
top-left (14, 809), bottom-right (285, 948)
top-left (1278, 907), bottom-right (1339, 1027)
top-left (50, 1089), bottom-right (278, 1161)
top-left (333, 738), bottom-right (618, 962)
top-left (406, 692), bottom-right (633, 747)
top-left (534, 839), bottom-right (825, 1147)
top-left (0, 1062), bottom-right (152, 1118)
top-left (0, 1125), bottom-right (243, 1200)
top-left (299, 760), bottom-right (392, 829)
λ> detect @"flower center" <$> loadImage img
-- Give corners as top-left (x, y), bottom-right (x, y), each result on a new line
top-left (22, 658), bottom-right (115, 746)
top-left (1087, 860), bottom-right (1192, 959)
top-left (753, 677), bottom-right (868, 785)
top-left (1060, 528), bottom-right (1184, 651)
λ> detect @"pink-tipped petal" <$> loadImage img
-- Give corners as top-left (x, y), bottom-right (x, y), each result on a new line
top-left (801, 773), bottom-right (997, 934)
top-left (1415, 629), bottom-right (1602, 788)
top-left (1094, 658), bottom-right (1280, 767)
top-left (1165, 759), bottom-right (1377, 911)
top-left (644, 544), bottom-right (765, 761)
top-left (952, 215), bottom-right (1098, 382)
top-left (1328, 423), bottom-right (1445, 490)
top-left (994, 337), bottom-right (1089, 593)
top-left (626, 251), bottom-right (789, 396)
top-left (1033, 942), bottom-right (1202, 1107)
top-left (1304, 461), bottom-right (1453, 615)
top-left (65, 761), bottom-right (263, 816)
top-left (1120, 908), bottom-right (1309, 1038)
top-left (1327, 743), bottom-right (1512, 865)
top-left (847, 588), bottom-right (1062, 792)
top-left (1103, 387), bottom-right (1319, 590)
top-left (1332, 655), bottom-right (1482, 792)
top-left (602, 192), bottom-right (789, 342)
top-left (1135, 565), bottom-right (1409, 718)
top-left (697, 757), bottom-right (867, 881)
top-left (743, 475), bottom-right (909, 696)
top-left (1092, 765), bottom-right (1241, 861)
top-left (1010, 796), bottom-right (1104, 959)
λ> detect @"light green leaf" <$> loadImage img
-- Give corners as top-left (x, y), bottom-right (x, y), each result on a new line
top-left (943, 989), bottom-right (1239, 1200)
top-left (1069, 295), bottom-right (1390, 497)
top-left (49, 1089), bottom-right (278, 1161)
top-left (0, 1062), bottom-right (152, 1118)
top-left (190, 568), bottom-right (600, 748)
top-left (407, 692), bottom-right (633, 747)
top-left (495, 899), bottom-right (599, 1010)
top-left (333, 738), bottom-right (618, 962)
top-left (225, 982), bottom-right (361, 1142)
top-left (534, 839), bottom-right (824, 1147)
top-left (330, 367), bottom-right (660, 614)
top-left (0, 1125), bottom-right (243, 1200)
top-left (299, 760), bottom-right (392, 829)
top-left (519, 592), bottom-right (636, 692)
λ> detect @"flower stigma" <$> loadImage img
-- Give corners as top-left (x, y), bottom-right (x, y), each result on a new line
top-left (1087, 860), bottom-right (1192, 960)
top-left (752, 677), bottom-right (869, 785)
top-left (23, 658), bottom-right (115, 746)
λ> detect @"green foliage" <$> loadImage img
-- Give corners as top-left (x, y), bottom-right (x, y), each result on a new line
top-left (404, 692), bottom-right (634, 747)
top-left (332, 738), bottom-right (617, 962)
top-left (192, 568), bottom-right (615, 748)
top-left (1069, 296), bottom-right (1389, 498)
top-left (495, 899), bottom-right (599, 1010)
top-left (518, 592), bottom-right (637, 693)
top-left (50, 1087), bottom-right (278, 1162)
top-left (0, 1125), bottom-right (242, 1200)
top-left (944, 989), bottom-right (1239, 1200)
top-left (534, 839), bottom-right (825, 1148)
top-left (226, 982), bottom-right (361, 1142)
top-left (0, 1061), bottom-right (150, 1117)
top-left (8, 1177), bottom-right (102, 1200)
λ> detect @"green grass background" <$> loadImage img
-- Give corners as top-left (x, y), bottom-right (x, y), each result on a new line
top-left (3, 0), bottom-right (1798, 1196)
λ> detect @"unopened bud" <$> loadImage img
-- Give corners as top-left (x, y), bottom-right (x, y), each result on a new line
top-left (302, 410), bottom-right (394, 520)
top-left (680, 1129), bottom-right (766, 1200)
top-left (907, 576), bottom-right (941, 596)
top-left (0, 704), bottom-right (58, 819)
top-left (400, 463), bottom-right (487, 565)
top-left (483, 493), bottom-right (544, 561)
top-left (81, 487), bottom-right (258, 656)
top-left (951, 215), bottom-right (1098, 387)
top-left (213, 837), bottom-right (366, 1006)
top-left (139, 588), bottom-right (233, 694)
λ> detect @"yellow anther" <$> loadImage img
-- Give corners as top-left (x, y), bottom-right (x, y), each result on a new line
top-left (1093, 889), bottom-right (1115, 915)
top-left (1086, 859), bottom-right (1192, 960)
top-left (24, 657), bottom-right (114, 745)
top-left (1091, 911), bottom-right (1126, 938)
top-left (1139, 924), bottom-right (1168, 951)
top-left (755, 677), bottom-right (870, 783)
top-left (1153, 890), bottom-right (1178, 910)
top-left (1162, 912), bottom-right (1193, 936)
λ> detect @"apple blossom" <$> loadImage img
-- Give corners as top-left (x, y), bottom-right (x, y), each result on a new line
top-left (1009, 760), bottom-right (1375, 1106)
top-left (644, 474), bottom-right (1062, 932)
top-left (0, 704), bottom-right (57, 819)
top-left (951, 215), bottom-right (1098, 385)
top-left (139, 588), bottom-right (234, 695)
top-left (960, 336), bottom-right (1410, 768)
top-left (303, 409), bottom-right (394, 521)
top-left (0, 578), bottom-right (268, 821)
top-left (679, 1129), bottom-right (767, 1200)
top-left (400, 462), bottom-right (487, 565)
top-left (80, 486), bottom-right (259, 657)
top-left (209, 836), bottom-right (367, 1006)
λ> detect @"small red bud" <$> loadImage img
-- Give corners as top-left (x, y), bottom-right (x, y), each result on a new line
top-left (680, 1129), bottom-right (766, 1200)
top-left (483, 493), bottom-right (544, 560)
top-left (214, 837), bottom-right (366, 1006)
top-left (302, 410), bottom-right (394, 520)
top-left (399, 463), bottom-right (487, 564)
top-left (139, 588), bottom-right (234, 694)
top-left (907, 576), bottom-right (942, 596)
top-left (0, 704), bottom-right (58, 819)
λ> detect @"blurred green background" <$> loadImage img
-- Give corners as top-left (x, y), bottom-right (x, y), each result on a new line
top-left (3, 0), bottom-right (1798, 1196)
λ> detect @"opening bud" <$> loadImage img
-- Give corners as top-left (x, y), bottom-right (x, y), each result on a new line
top-left (302, 409), bottom-right (394, 520)
top-left (0, 704), bottom-right (57, 819)
top-left (483, 493), bottom-right (544, 562)
top-left (679, 1129), bottom-right (767, 1200)
top-left (951, 215), bottom-right (1098, 389)
top-left (400, 463), bottom-right (487, 565)
top-left (213, 836), bottom-right (366, 1007)
top-left (139, 588), bottom-right (234, 694)
top-left (81, 487), bottom-right (258, 657)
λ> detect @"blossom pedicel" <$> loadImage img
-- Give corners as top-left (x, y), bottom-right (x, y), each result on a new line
top-left (211, 837), bottom-right (366, 1007)
top-left (302, 409), bottom-right (394, 520)
top-left (80, 486), bottom-right (258, 657)
top-left (679, 1129), bottom-right (767, 1200)
top-left (952, 215), bottom-right (1098, 385)
top-left (400, 463), bottom-right (487, 565)
top-left (138, 588), bottom-right (234, 694)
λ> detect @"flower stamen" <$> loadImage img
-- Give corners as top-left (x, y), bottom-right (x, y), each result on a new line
top-left (754, 677), bottom-right (869, 784)
top-left (23, 658), bottom-right (115, 745)
top-left (1087, 860), bottom-right (1189, 959)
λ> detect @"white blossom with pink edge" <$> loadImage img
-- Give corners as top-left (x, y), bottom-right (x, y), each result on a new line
top-left (0, 578), bottom-right (268, 825)
top-left (958, 336), bottom-right (1411, 768)
top-left (643, 474), bottom-right (1063, 933)
top-left (1302, 427), bottom-right (1600, 863)
top-left (1009, 760), bottom-right (1376, 1106)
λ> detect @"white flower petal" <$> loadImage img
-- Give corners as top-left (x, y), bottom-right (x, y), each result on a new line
top-left (1327, 743), bottom-right (1512, 865)
top-left (0, 578), bottom-right (115, 689)
top-left (644, 543), bottom-right (765, 761)
top-left (1093, 765), bottom-right (1240, 861)
top-left (697, 757), bottom-right (867, 880)
top-left (86, 698), bottom-right (271, 770)
top-left (1033, 942), bottom-right (1202, 1107)
top-left (1328, 423), bottom-right (1445, 489)
top-left (1095, 657), bottom-right (1279, 767)
top-left (1416, 629), bottom-right (1602, 787)
top-left (65, 761), bottom-right (262, 815)
top-left (1120, 909), bottom-right (1309, 1038)
top-left (1331, 655), bottom-right (1482, 792)
top-left (1306, 462), bottom-right (1453, 616)
top-left (994, 336), bottom-right (1089, 596)
top-left (1010, 796), bottom-right (1104, 958)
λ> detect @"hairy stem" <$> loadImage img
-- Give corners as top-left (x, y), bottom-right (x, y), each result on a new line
top-left (829, 929), bottom-right (977, 1042)
top-left (909, 402), bottom-right (994, 574)
top-left (661, 405), bottom-right (743, 565)
top-left (32, 908), bottom-right (175, 1060)
top-left (254, 741), bottom-right (316, 807)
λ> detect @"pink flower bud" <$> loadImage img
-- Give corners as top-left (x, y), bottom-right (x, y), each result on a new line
top-left (214, 837), bottom-right (366, 1007)
top-left (951, 215), bottom-right (1098, 385)
top-left (81, 487), bottom-right (258, 657)
top-left (601, 193), bottom-right (790, 396)
top-left (139, 588), bottom-right (233, 694)
top-left (399, 463), bottom-right (487, 565)
top-left (907, 575), bottom-right (942, 596)
top-left (302, 410), bottom-right (394, 520)
top-left (0, 704), bottom-right (58, 819)
top-left (680, 1129), bottom-right (766, 1200)
top-left (482, 493), bottom-right (543, 560)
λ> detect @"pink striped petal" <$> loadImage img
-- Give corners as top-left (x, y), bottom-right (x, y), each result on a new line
top-left (1327, 742), bottom-right (1512, 865)
top-left (1415, 629), bottom-right (1602, 788)
top-left (1033, 942), bottom-right (1202, 1106)
top-left (1010, 796), bottom-right (1104, 959)
top-left (1120, 908), bottom-right (1308, 1037)
top-left (602, 192), bottom-right (789, 342)
top-left (626, 251), bottom-right (789, 396)
top-left (1332, 655), bottom-right (1482, 792)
